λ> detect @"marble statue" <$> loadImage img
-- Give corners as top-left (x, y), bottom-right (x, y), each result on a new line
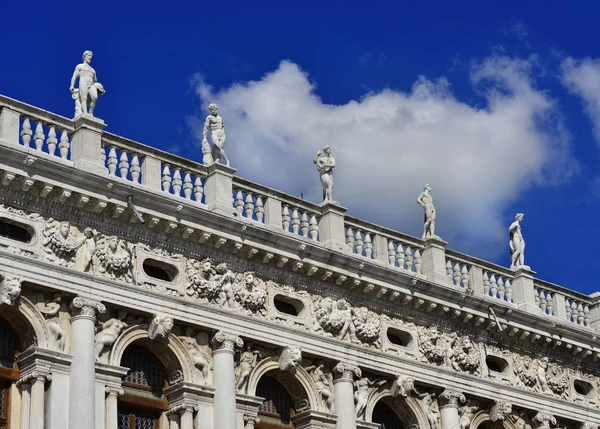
top-left (235, 343), bottom-right (261, 391)
top-left (417, 184), bottom-right (438, 240)
top-left (37, 293), bottom-right (66, 351)
top-left (422, 393), bottom-right (440, 429)
top-left (202, 103), bottom-right (228, 166)
top-left (181, 328), bottom-right (211, 385)
top-left (305, 360), bottom-right (334, 412)
top-left (75, 227), bottom-right (97, 272)
top-left (313, 146), bottom-right (336, 203)
top-left (70, 50), bottom-right (105, 117)
top-left (94, 311), bottom-right (141, 360)
top-left (0, 274), bottom-right (21, 306)
top-left (509, 213), bottom-right (528, 269)
top-left (355, 377), bottom-right (385, 418)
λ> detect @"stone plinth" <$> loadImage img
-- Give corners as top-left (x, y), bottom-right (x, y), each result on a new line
top-left (71, 114), bottom-right (107, 175)
top-left (318, 202), bottom-right (348, 252)
top-left (204, 163), bottom-right (237, 216)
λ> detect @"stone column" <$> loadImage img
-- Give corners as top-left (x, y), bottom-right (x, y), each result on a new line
top-left (203, 163), bottom-right (237, 215)
top-left (69, 297), bottom-right (106, 429)
top-left (318, 202), bottom-right (348, 251)
top-left (180, 407), bottom-right (195, 429)
top-left (17, 379), bottom-right (31, 429)
top-left (105, 387), bottom-right (123, 429)
top-left (168, 412), bottom-right (181, 429)
top-left (333, 362), bottom-right (361, 429)
top-left (244, 415), bottom-right (260, 429)
top-left (421, 238), bottom-right (450, 286)
top-left (439, 390), bottom-right (465, 429)
top-left (211, 331), bottom-right (243, 429)
top-left (511, 267), bottom-right (539, 314)
top-left (70, 115), bottom-right (107, 175)
top-left (30, 372), bottom-right (49, 429)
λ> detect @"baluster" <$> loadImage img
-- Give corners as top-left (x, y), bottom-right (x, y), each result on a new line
top-left (299, 212), bottom-right (309, 237)
top-left (309, 215), bottom-right (318, 240)
top-left (405, 247), bottom-right (413, 272)
top-left (396, 244), bottom-right (405, 269)
top-left (345, 228), bottom-right (355, 249)
top-left (108, 146), bottom-right (118, 176)
top-left (364, 234), bottom-right (373, 258)
top-left (291, 208), bottom-right (300, 234)
top-left (483, 272), bottom-right (490, 295)
top-left (571, 301), bottom-right (578, 323)
top-left (235, 191), bottom-right (244, 215)
top-left (388, 242), bottom-right (396, 266)
top-left (183, 172), bottom-right (193, 199)
top-left (461, 265), bottom-right (469, 289)
top-left (355, 230), bottom-right (364, 255)
top-left (256, 196), bottom-right (265, 223)
top-left (47, 126), bottom-right (57, 155)
top-left (33, 121), bottom-right (44, 151)
top-left (245, 193), bottom-right (255, 219)
top-left (446, 260), bottom-right (453, 280)
top-left (497, 277), bottom-right (505, 300)
top-left (565, 299), bottom-right (572, 323)
top-left (282, 205), bottom-right (291, 231)
top-left (578, 303), bottom-right (585, 325)
top-left (504, 279), bottom-right (512, 303)
top-left (584, 305), bottom-right (591, 327)
top-left (129, 155), bottom-right (140, 183)
top-left (453, 263), bottom-right (461, 287)
top-left (539, 291), bottom-right (547, 314)
top-left (489, 275), bottom-right (498, 298)
top-left (414, 249), bottom-right (422, 274)
top-left (193, 177), bottom-right (203, 203)
top-left (172, 169), bottom-right (182, 196)
top-left (534, 288), bottom-right (540, 307)
top-left (161, 165), bottom-right (172, 192)
top-left (119, 150), bottom-right (129, 178)
top-left (546, 293), bottom-right (553, 316)
top-left (59, 130), bottom-right (70, 159)
top-left (21, 117), bottom-right (32, 147)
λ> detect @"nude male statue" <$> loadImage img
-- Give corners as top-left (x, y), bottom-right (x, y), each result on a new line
top-left (202, 103), bottom-right (229, 166)
top-left (509, 213), bottom-right (528, 269)
top-left (417, 184), bottom-right (438, 240)
top-left (70, 50), bottom-right (105, 116)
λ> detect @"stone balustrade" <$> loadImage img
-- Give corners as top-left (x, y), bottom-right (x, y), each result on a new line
top-left (1, 93), bottom-right (599, 331)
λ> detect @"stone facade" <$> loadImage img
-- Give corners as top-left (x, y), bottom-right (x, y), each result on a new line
top-left (0, 93), bottom-right (599, 429)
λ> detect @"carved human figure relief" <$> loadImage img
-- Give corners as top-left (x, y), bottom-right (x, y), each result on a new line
top-left (74, 227), bottom-right (98, 273)
top-left (417, 184), bottom-right (439, 240)
top-left (92, 235), bottom-right (133, 283)
top-left (279, 345), bottom-right (302, 373)
top-left (94, 311), bottom-right (141, 360)
top-left (305, 360), bottom-right (334, 412)
top-left (509, 213), bottom-right (529, 269)
top-left (390, 374), bottom-right (425, 398)
top-left (70, 50), bottom-right (105, 117)
top-left (185, 258), bottom-right (219, 302)
top-left (235, 343), bottom-right (261, 392)
top-left (43, 220), bottom-right (79, 265)
top-left (0, 274), bottom-right (21, 306)
top-left (351, 306), bottom-right (382, 348)
top-left (234, 271), bottom-right (267, 316)
top-left (202, 103), bottom-right (228, 166)
top-left (313, 146), bottom-right (336, 203)
top-left (458, 399), bottom-right (479, 429)
top-left (448, 336), bottom-right (480, 374)
top-left (513, 354), bottom-right (538, 389)
top-left (147, 312), bottom-right (174, 340)
top-left (180, 328), bottom-right (212, 386)
top-left (215, 263), bottom-right (239, 310)
top-left (355, 376), bottom-right (385, 419)
top-left (421, 393), bottom-right (440, 429)
top-left (36, 293), bottom-right (67, 351)
top-left (312, 296), bottom-right (357, 343)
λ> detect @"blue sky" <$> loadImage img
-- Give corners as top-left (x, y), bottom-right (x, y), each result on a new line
top-left (2, 0), bottom-right (600, 294)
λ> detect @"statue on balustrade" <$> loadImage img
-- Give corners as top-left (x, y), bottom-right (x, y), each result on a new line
top-left (70, 50), bottom-right (105, 117)
top-left (202, 103), bottom-right (229, 166)
top-left (417, 184), bottom-right (439, 240)
top-left (509, 213), bottom-right (529, 269)
top-left (314, 146), bottom-right (336, 203)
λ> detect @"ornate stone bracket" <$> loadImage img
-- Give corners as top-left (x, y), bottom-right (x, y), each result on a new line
top-left (70, 297), bottom-right (106, 321)
top-left (333, 362), bottom-right (361, 383)
top-left (439, 389), bottom-right (466, 409)
top-left (211, 331), bottom-right (243, 354)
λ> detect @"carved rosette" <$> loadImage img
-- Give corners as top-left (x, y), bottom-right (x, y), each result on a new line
top-left (333, 362), bottom-right (361, 383)
top-left (0, 274), bottom-right (21, 306)
top-left (532, 413), bottom-right (557, 429)
top-left (439, 389), bottom-right (466, 409)
top-left (211, 331), bottom-right (243, 354)
top-left (489, 400), bottom-right (512, 422)
top-left (70, 297), bottom-right (106, 321)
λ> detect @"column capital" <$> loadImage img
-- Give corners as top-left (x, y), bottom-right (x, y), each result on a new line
top-left (244, 415), bottom-right (260, 428)
top-left (105, 386), bottom-right (124, 397)
top-left (581, 423), bottom-right (598, 429)
top-left (532, 412), bottom-right (557, 429)
top-left (333, 362), bottom-right (361, 383)
top-left (439, 389), bottom-right (465, 408)
top-left (17, 371), bottom-right (51, 386)
top-left (70, 297), bottom-right (106, 321)
top-left (211, 331), bottom-right (243, 354)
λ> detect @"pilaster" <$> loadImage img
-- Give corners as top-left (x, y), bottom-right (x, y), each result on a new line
top-left (203, 163), bottom-right (236, 215)
top-left (511, 267), bottom-right (539, 314)
top-left (318, 202), bottom-right (348, 251)
top-left (421, 238), bottom-right (451, 286)
top-left (0, 107), bottom-right (20, 144)
top-left (70, 114), bottom-right (107, 175)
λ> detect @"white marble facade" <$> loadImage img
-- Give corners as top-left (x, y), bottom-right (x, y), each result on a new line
top-left (0, 92), bottom-right (599, 429)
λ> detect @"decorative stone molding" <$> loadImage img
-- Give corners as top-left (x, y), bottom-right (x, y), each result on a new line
top-left (105, 386), bottom-right (124, 396)
top-left (532, 412), bottom-right (557, 429)
top-left (70, 296), bottom-right (105, 321)
top-left (333, 362), bottom-right (361, 383)
top-left (439, 389), bottom-right (466, 409)
top-left (390, 374), bottom-right (422, 398)
top-left (0, 273), bottom-right (21, 306)
top-left (211, 331), bottom-right (243, 354)
top-left (489, 400), bottom-right (513, 422)
top-left (279, 345), bottom-right (302, 373)
top-left (147, 312), bottom-right (174, 340)
top-left (17, 370), bottom-right (52, 386)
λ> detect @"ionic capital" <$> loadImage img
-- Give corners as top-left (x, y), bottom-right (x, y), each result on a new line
top-left (244, 415), bottom-right (260, 428)
top-left (70, 297), bottom-right (106, 321)
top-left (333, 362), bottom-right (361, 383)
top-left (581, 423), bottom-right (598, 429)
top-left (17, 371), bottom-right (51, 386)
top-left (532, 412), bottom-right (557, 429)
top-left (105, 386), bottom-right (124, 397)
top-left (211, 331), bottom-right (243, 354)
top-left (439, 389), bottom-right (466, 408)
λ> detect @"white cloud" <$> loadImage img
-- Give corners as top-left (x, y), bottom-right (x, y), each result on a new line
top-left (191, 57), bottom-right (574, 257)
top-left (562, 57), bottom-right (600, 143)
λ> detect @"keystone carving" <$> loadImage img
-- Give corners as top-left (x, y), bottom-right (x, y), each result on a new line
top-left (489, 400), bottom-right (512, 422)
top-left (147, 312), bottom-right (174, 340)
top-left (0, 274), bottom-right (21, 306)
top-left (279, 345), bottom-right (302, 373)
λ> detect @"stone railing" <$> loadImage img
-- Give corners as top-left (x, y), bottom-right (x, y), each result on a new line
top-left (1, 94), bottom-right (599, 330)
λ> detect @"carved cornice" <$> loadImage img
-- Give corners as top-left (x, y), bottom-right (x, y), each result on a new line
top-left (333, 362), bottom-right (361, 383)
top-left (211, 331), bottom-right (243, 354)
top-left (439, 389), bottom-right (466, 408)
top-left (70, 296), bottom-right (106, 321)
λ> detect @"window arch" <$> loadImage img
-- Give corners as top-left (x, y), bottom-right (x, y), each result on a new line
top-left (118, 345), bottom-right (168, 429)
top-left (256, 374), bottom-right (295, 429)
top-left (373, 401), bottom-right (403, 429)
top-left (0, 318), bottom-right (20, 429)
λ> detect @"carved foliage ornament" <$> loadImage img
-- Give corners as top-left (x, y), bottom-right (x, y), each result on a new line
top-left (439, 389), bottom-right (466, 408)
top-left (333, 362), bottom-right (361, 381)
top-left (71, 297), bottom-right (106, 319)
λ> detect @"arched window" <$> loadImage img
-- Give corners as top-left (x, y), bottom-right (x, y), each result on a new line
top-left (373, 401), bottom-right (403, 429)
top-left (0, 318), bottom-right (20, 429)
top-left (118, 345), bottom-right (168, 429)
top-left (256, 375), bottom-right (295, 429)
